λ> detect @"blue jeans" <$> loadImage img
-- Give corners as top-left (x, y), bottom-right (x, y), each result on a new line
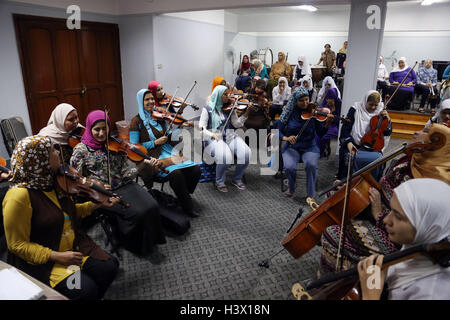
top-left (205, 136), bottom-right (251, 185)
top-left (282, 148), bottom-right (319, 198)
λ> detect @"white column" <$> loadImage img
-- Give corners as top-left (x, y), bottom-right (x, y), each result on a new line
top-left (337, 0), bottom-right (387, 154)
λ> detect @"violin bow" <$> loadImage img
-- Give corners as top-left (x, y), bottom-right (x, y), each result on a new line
top-left (335, 147), bottom-right (356, 271)
top-left (385, 61), bottom-right (418, 108)
top-left (164, 81), bottom-right (197, 136)
top-left (164, 86), bottom-right (179, 112)
top-left (104, 107), bottom-right (112, 187)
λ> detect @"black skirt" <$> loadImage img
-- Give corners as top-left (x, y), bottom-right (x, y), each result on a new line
top-left (98, 181), bottom-right (166, 256)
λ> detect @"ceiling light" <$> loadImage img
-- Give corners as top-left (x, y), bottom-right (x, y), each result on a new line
top-left (421, 0), bottom-right (435, 5)
top-left (295, 5), bottom-right (318, 12)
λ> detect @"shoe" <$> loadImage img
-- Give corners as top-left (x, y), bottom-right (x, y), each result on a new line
top-left (216, 184), bottom-right (228, 193)
top-left (284, 190), bottom-right (293, 197)
top-left (418, 108), bottom-right (425, 113)
top-left (232, 181), bottom-right (246, 190)
top-left (185, 210), bottom-right (200, 218)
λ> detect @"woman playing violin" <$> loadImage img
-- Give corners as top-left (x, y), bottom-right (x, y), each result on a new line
top-left (244, 78), bottom-right (271, 131)
top-left (357, 178), bottom-right (450, 300)
top-left (199, 85), bottom-right (252, 193)
top-left (70, 110), bottom-right (166, 257)
top-left (3, 135), bottom-right (120, 299)
top-left (38, 103), bottom-right (83, 164)
top-left (277, 87), bottom-right (334, 201)
top-left (130, 89), bottom-right (201, 217)
top-left (336, 90), bottom-right (392, 182)
top-left (319, 124), bottom-right (450, 275)
top-left (148, 80), bottom-right (187, 114)
top-left (317, 88), bottom-right (342, 158)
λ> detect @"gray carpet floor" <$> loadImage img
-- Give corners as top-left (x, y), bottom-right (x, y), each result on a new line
top-left (86, 137), bottom-right (407, 300)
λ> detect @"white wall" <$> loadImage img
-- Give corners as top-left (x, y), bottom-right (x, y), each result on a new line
top-left (224, 32), bottom-right (258, 85)
top-left (153, 14), bottom-right (225, 120)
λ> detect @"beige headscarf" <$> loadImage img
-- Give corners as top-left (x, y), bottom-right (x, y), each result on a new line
top-left (270, 52), bottom-right (291, 81)
top-left (38, 103), bottom-right (76, 145)
top-left (410, 124), bottom-right (450, 184)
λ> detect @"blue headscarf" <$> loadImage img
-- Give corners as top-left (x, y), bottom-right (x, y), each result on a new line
top-left (279, 86), bottom-right (309, 126)
top-left (208, 85), bottom-right (228, 131)
top-left (137, 88), bottom-right (160, 129)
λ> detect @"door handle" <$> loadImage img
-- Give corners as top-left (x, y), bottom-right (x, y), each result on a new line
top-left (81, 85), bottom-right (87, 96)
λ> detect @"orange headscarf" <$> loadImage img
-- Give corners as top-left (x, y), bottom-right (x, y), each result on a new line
top-left (411, 124), bottom-right (450, 184)
top-left (211, 76), bottom-right (225, 93)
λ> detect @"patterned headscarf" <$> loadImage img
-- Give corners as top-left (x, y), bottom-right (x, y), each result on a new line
top-left (208, 85), bottom-right (228, 131)
top-left (279, 86), bottom-right (309, 126)
top-left (81, 110), bottom-right (111, 151)
top-left (148, 81), bottom-right (161, 106)
top-left (10, 135), bottom-right (54, 190)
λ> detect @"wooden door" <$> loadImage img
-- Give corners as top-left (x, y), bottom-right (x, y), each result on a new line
top-left (14, 14), bottom-right (124, 134)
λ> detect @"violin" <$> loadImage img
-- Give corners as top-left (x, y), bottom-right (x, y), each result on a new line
top-left (301, 104), bottom-right (331, 122)
top-left (159, 93), bottom-right (199, 110)
top-left (292, 240), bottom-right (450, 300)
top-left (107, 136), bottom-right (169, 174)
top-left (68, 127), bottom-right (85, 149)
top-left (280, 132), bottom-right (445, 260)
top-left (151, 107), bottom-right (187, 125)
top-left (56, 164), bottom-right (130, 208)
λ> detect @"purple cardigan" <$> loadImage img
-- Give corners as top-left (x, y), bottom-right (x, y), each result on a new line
top-left (389, 68), bottom-right (417, 93)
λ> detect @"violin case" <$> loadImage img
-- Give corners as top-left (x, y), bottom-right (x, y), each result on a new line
top-left (1, 117), bottom-right (29, 157)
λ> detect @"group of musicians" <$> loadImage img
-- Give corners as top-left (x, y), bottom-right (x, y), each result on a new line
top-left (1, 63), bottom-right (450, 300)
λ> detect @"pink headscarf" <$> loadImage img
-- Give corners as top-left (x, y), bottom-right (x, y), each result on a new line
top-left (81, 110), bottom-right (111, 150)
top-left (148, 81), bottom-right (161, 106)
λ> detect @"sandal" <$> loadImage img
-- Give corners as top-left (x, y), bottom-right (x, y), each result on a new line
top-left (284, 190), bottom-right (293, 197)
top-left (232, 181), bottom-right (246, 190)
top-left (216, 184), bottom-right (228, 193)
top-left (418, 108), bottom-right (425, 113)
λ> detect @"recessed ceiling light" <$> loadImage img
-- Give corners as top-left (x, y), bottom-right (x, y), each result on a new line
top-left (294, 5), bottom-right (318, 12)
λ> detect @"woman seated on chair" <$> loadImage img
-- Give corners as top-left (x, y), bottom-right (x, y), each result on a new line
top-left (317, 76), bottom-right (341, 106)
top-left (235, 55), bottom-right (252, 91)
top-left (38, 103), bottom-right (83, 164)
top-left (426, 98), bottom-right (450, 127)
top-left (277, 87), bottom-right (334, 202)
top-left (319, 123), bottom-right (450, 276)
top-left (130, 89), bottom-right (201, 218)
top-left (336, 90), bottom-right (392, 182)
top-left (3, 135), bottom-right (119, 299)
top-left (250, 59), bottom-right (269, 82)
top-left (243, 79), bottom-right (271, 131)
top-left (267, 52), bottom-right (292, 100)
top-left (70, 110), bottom-right (166, 257)
top-left (199, 85), bottom-right (252, 193)
top-left (386, 57), bottom-right (416, 111)
top-left (317, 88), bottom-right (342, 159)
top-left (357, 178), bottom-right (450, 300)
top-left (148, 80), bottom-right (189, 114)
top-left (291, 56), bottom-right (312, 88)
top-left (301, 75), bottom-right (318, 105)
top-left (270, 77), bottom-right (291, 121)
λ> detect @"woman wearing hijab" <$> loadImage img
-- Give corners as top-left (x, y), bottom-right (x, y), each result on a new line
top-left (317, 88), bottom-right (342, 158)
top-left (199, 85), bottom-right (252, 193)
top-left (130, 89), bottom-right (201, 217)
top-left (244, 78), bottom-right (271, 131)
top-left (317, 76), bottom-right (341, 105)
top-left (300, 75), bottom-right (318, 104)
top-left (38, 103), bottom-right (82, 164)
top-left (277, 87), bottom-right (334, 201)
top-left (235, 55), bottom-right (252, 91)
top-left (148, 80), bottom-right (189, 114)
top-left (387, 57), bottom-right (417, 111)
top-left (358, 178), bottom-right (450, 300)
top-left (377, 56), bottom-right (389, 101)
top-left (336, 90), bottom-right (392, 181)
top-left (267, 52), bottom-right (292, 100)
top-left (70, 110), bottom-right (166, 257)
top-left (250, 59), bottom-right (269, 80)
top-left (270, 77), bottom-right (292, 121)
top-left (205, 76), bottom-right (227, 104)
top-left (426, 98), bottom-right (450, 127)
top-left (319, 123), bottom-right (450, 275)
top-left (291, 56), bottom-right (312, 87)
top-left (3, 135), bottom-right (120, 299)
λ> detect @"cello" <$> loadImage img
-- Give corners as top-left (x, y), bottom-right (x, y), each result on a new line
top-left (280, 131), bottom-right (445, 260)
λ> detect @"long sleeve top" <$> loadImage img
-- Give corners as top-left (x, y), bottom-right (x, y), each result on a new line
top-left (389, 68), bottom-right (417, 93)
top-left (416, 66), bottom-right (438, 86)
top-left (199, 106), bottom-right (247, 140)
top-left (3, 188), bottom-right (94, 287)
top-left (272, 86), bottom-right (292, 105)
top-left (443, 65), bottom-right (450, 80)
top-left (250, 66), bottom-right (269, 79)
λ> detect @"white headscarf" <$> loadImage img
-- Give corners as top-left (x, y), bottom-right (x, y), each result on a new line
top-left (430, 99), bottom-right (450, 125)
top-left (391, 57), bottom-right (409, 73)
top-left (300, 75), bottom-right (313, 90)
top-left (38, 103), bottom-right (76, 145)
top-left (297, 56), bottom-right (312, 76)
top-left (272, 77), bottom-right (291, 104)
top-left (318, 76), bottom-right (341, 103)
top-left (350, 90), bottom-right (390, 150)
top-left (387, 178), bottom-right (450, 290)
